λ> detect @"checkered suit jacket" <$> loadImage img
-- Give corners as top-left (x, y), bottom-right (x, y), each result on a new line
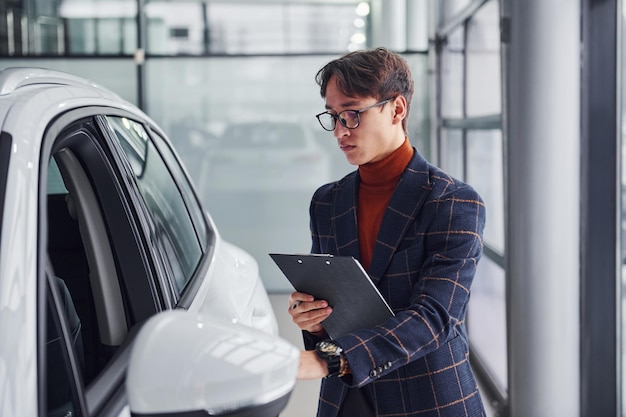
top-left (304, 148), bottom-right (487, 417)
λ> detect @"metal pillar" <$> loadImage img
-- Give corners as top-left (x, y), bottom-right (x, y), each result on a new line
top-left (406, 0), bottom-right (429, 51)
top-left (369, 0), bottom-right (407, 50)
top-left (504, 0), bottom-right (580, 416)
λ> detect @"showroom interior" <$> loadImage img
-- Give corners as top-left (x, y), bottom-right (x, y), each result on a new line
top-left (2, 0), bottom-right (626, 416)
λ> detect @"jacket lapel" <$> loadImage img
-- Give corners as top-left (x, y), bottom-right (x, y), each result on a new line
top-left (367, 150), bottom-right (433, 283)
top-left (332, 173), bottom-right (361, 260)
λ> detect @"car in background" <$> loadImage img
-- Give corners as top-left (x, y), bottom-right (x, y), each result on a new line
top-left (166, 121), bottom-right (220, 180)
top-left (200, 120), bottom-right (331, 195)
top-left (0, 67), bottom-right (298, 417)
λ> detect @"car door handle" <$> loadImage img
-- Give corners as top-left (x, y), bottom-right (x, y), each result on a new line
top-left (251, 308), bottom-right (273, 332)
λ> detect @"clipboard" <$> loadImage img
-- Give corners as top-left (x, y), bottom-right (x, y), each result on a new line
top-left (269, 253), bottom-right (394, 339)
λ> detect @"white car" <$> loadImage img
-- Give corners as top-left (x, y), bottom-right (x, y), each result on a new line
top-left (0, 67), bottom-right (299, 417)
top-left (201, 121), bottom-right (331, 194)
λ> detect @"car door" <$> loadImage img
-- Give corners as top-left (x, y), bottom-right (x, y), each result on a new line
top-left (38, 102), bottom-right (281, 417)
top-left (41, 107), bottom-right (173, 417)
top-left (101, 113), bottom-right (278, 335)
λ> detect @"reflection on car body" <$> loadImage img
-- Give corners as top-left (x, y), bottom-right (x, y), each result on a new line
top-left (0, 67), bottom-right (298, 417)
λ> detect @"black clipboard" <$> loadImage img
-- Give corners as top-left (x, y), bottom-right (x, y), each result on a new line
top-left (269, 253), bottom-right (394, 339)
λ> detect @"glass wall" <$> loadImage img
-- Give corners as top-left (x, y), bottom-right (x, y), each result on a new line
top-left (146, 2), bottom-right (369, 55)
top-left (434, 0), bottom-right (507, 407)
top-left (0, 1), bottom-right (430, 292)
top-left (1, 0), bottom-right (370, 56)
top-left (144, 53), bottom-right (429, 291)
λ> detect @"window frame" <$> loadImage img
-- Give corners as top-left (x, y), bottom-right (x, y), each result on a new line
top-left (434, 0), bottom-right (507, 412)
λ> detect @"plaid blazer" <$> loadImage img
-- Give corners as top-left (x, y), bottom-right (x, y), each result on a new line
top-left (304, 148), bottom-right (487, 417)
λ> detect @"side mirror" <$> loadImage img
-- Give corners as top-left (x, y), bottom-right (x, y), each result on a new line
top-left (126, 310), bottom-right (299, 417)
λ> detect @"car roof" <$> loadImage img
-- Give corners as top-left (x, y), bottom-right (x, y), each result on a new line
top-left (0, 67), bottom-right (119, 99)
top-left (0, 67), bottom-right (161, 146)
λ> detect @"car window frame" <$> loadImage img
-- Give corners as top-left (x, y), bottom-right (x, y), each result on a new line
top-left (98, 114), bottom-right (215, 307)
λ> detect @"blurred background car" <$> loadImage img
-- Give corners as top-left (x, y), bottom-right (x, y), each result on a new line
top-left (167, 120), bottom-right (221, 180)
top-left (0, 67), bottom-right (298, 417)
top-left (197, 120), bottom-right (333, 291)
top-left (199, 120), bottom-right (331, 195)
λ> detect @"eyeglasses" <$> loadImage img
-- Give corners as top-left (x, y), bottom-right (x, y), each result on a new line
top-left (315, 98), bottom-right (393, 131)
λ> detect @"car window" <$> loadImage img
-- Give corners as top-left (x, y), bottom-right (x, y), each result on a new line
top-left (45, 273), bottom-right (83, 417)
top-left (106, 116), bottom-right (203, 294)
top-left (47, 158), bottom-right (68, 194)
top-left (148, 128), bottom-right (209, 248)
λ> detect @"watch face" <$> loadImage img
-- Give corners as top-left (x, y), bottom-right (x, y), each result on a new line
top-left (316, 341), bottom-right (342, 377)
top-left (318, 341), bottom-right (342, 356)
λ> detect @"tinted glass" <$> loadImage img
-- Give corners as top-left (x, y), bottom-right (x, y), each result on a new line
top-left (148, 129), bottom-right (209, 249)
top-left (47, 158), bottom-right (69, 194)
top-left (107, 116), bottom-right (202, 293)
top-left (45, 276), bottom-right (82, 417)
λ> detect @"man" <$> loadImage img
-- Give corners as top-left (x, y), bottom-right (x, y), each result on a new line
top-left (288, 47), bottom-right (487, 417)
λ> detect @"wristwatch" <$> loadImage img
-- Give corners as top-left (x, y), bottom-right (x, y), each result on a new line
top-left (315, 340), bottom-right (343, 377)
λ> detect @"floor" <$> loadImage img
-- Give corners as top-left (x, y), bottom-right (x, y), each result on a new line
top-left (268, 293), bottom-right (496, 417)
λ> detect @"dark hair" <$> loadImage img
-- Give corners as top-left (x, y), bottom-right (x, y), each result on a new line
top-left (315, 47), bottom-right (415, 131)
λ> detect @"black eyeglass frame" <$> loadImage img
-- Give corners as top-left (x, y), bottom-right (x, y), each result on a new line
top-left (315, 98), bottom-right (394, 131)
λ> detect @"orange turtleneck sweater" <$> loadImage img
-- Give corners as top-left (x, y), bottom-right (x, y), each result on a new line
top-left (358, 138), bottom-right (414, 271)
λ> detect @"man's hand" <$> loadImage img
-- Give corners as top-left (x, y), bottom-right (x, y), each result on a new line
top-left (288, 291), bottom-right (332, 335)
